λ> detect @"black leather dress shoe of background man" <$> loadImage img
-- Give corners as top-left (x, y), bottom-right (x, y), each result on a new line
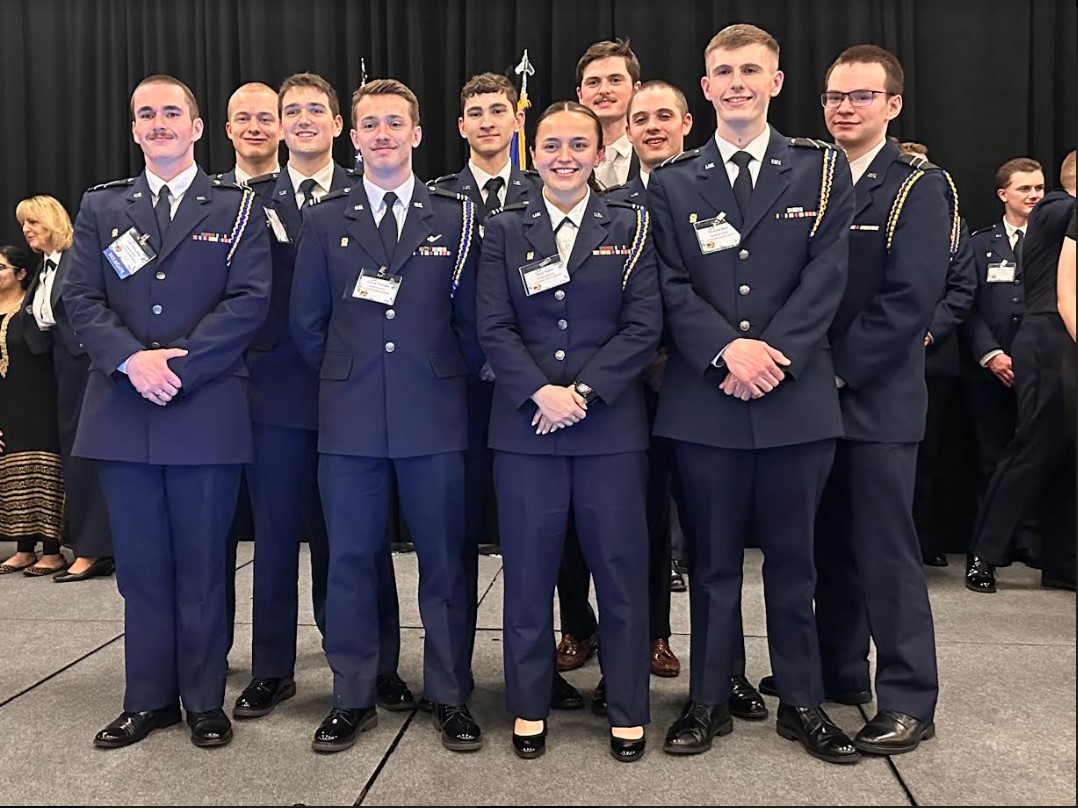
top-left (312, 707), bottom-right (378, 753)
top-left (53, 557), bottom-right (115, 583)
top-left (854, 710), bottom-right (935, 755)
top-left (965, 555), bottom-right (997, 593)
top-left (758, 674), bottom-right (872, 706)
top-left (590, 677), bottom-right (607, 717)
top-left (375, 672), bottom-right (416, 711)
top-left (922, 552), bottom-right (949, 567)
top-left (729, 675), bottom-right (768, 720)
top-left (233, 677), bottom-right (297, 718)
top-left (187, 708), bottom-right (233, 747)
top-left (433, 704), bottom-right (483, 751)
top-left (93, 704), bottom-right (182, 748)
top-left (662, 701), bottom-right (733, 755)
top-left (551, 672), bottom-right (584, 710)
top-left (775, 703), bottom-right (860, 764)
top-left (512, 720), bottom-right (547, 759)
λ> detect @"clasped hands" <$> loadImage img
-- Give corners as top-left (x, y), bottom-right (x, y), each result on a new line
top-left (531, 384), bottom-right (587, 435)
top-left (125, 348), bottom-right (188, 406)
top-left (719, 338), bottom-right (791, 401)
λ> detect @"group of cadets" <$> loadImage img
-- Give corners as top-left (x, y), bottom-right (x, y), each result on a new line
top-left (54, 21), bottom-right (1074, 765)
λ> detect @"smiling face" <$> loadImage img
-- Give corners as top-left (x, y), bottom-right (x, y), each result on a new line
top-left (130, 81), bottom-right (204, 175)
top-left (532, 109), bottom-right (603, 208)
top-left (225, 86), bottom-right (281, 163)
top-left (577, 56), bottom-right (638, 128)
top-left (824, 61), bottom-right (901, 156)
top-left (280, 85), bottom-right (343, 161)
top-left (20, 214), bottom-right (51, 253)
top-left (627, 85), bottom-right (693, 171)
top-left (458, 91), bottom-right (523, 161)
top-left (998, 170), bottom-right (1045, 222)
top-left (701, 44), bottom-right (782, 138)
top-left (350, 93), bottom-right (422, 184)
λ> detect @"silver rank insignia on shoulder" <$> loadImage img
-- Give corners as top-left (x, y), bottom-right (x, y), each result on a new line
top-left (689, 213), bottom-right (698, 224)
top-left (340, 237), bottom-right (349, 247)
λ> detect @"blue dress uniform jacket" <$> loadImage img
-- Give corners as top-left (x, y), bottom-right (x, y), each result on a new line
top-left (244, 165), bottom-right (356, 430)
top-left (478, 192), bottom-right (662, 455)
top-left (649, 132), bottom-right (854, 450)
top-left (965, 221), bottom-right (1026, 360)
top-left (290, 179), bottom-right (481, 459)
top-left (429, 164), bottom-right (540, 213)
top-left (830, 142), bottom-right (956, 443)
top-left (925, 220), bottom-right (977, 377)
top-left (62, 170), bottom-right (271, 465)
top-left (603, 175), bottom-right (647, 206)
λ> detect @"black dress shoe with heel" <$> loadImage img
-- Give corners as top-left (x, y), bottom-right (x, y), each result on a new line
top-left (54, 557), bottom-right (115, 583)
top-left (610, 731), bottom-right (646, 762)
top-left (433, 704), bottom-right (483, 751)
top-left (233, 677), bottom-right (296, 718)
top-left (187, 708), bottom-right (233, 747)
top-left (312, 707), bottom-right (378, 753)
top-left (729, 675), bottom-right (768, 720)
top-left (775, 703), bottom-right (860, 764)
top-left (662, 701), bottom-right (733, 755)
top-left (93, 704), bottom-right (182, 748)
top-left (375, 672), bottom-right (416, 711)
top-left (854, 710), bottom-right (935, 754)
top-left (758, 674), bottom-right (872, 705)
top-left (551, 672), bottom-right (584, 710)
top-left (512, 720), bottom-right (547, 759)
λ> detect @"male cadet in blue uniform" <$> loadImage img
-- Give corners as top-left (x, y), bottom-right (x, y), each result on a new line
top-left (291, 79), bottom-right (484, 754)
top-left (428, 73), bottom-right (541, 695)
top-left (971, 152), bottom-right (1076, 592)
top-left (62, 75), bottom-right (271, 748)
top-left (963, 158), bottom-right (1045, 590)
top-left (648, 25), bottom-right (859, 764)
top-left (810, 44), bottom-right (954, 755)
top-left (232, 72), bottom-right (413, 720)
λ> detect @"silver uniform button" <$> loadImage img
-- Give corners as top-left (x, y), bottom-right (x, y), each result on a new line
top-left (150, 341), bottom-right (161, 349)
top-left (738, 249), bottom-right (750, 260)
top-left (554, 349), bottom-right (566, 361)
top-left (554, 289), bottom-right (566, 301)
top-left (151, 304), bottom-right (163, 315)
top-left (557, 319), bottom-right (568, 330)
top-left (386, 309), bottom-right (396, 319)
top-left (385, 341), bottom-right (395, 353)
top-left (155, 271), bottom-right (166, 280)
top-left (739, 284), bottom-right (751, 296)
top-left (739, 320), bottom-right (751, 332)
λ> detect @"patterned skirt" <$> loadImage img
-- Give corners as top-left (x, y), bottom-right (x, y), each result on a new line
top-left (0, 450), bottom-right (65, 541)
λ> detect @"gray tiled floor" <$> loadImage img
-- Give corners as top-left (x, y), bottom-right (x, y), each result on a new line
top-left (0, 545), bottom-right (1072, 806)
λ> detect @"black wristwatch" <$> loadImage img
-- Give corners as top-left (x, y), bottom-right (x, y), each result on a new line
top-left (573, 379), bottom-right (598, 404)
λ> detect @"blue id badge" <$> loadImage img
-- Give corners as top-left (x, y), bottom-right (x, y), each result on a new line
top-left (103, 228), bottom-right (155, 279)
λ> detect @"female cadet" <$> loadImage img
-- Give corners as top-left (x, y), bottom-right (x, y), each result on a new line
top-left (477, 101), bottom-right (661, 761)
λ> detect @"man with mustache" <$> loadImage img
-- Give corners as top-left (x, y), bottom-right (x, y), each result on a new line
top-left (577, 38), bottom-right (642, 191)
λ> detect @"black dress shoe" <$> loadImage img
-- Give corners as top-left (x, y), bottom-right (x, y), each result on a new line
top-left (375, 672), bottom-right (416, 711)
top-left (758, 674), bottom-right (871, 706)
top-left (312, 707), bottom-right (378, 753)
top-left (610, 731), bottom-right (646, 762)
top-left (187, 708), bottom-right (233, 748)
top-left (729, 675), bottom-right (768, 720)
top-left (922, 552), bottom-right (949, 567)
top-left (854, 710), bottom-right (935, 755)
top-left (551, 673), bottom-right (584, 710)
top-left (776, 703), bottom-right (860, 764)
top-left (233, 677), bottom-right (296, 718)
top-left (965, 556), bottom-right (997, 593)
top-left (669, 566), bottom-right (687, 592)
top-left (93, 704), bottom-right (182, 748)
top-left (662, 701), bottom-right (732, 755)
top-left (512, 721), bottom-right (547, 759)
top-left (53, 557), bottom-right (115, 583)
top-left (591, 677), bottom-right (607, 717)
top-left (432, 704), bottom-right (483, 751)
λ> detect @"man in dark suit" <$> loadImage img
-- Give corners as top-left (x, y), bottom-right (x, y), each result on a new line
top-left (650, 25), bottom-right (857, 764)
top-left (576, 38), bottom-right (642, 190)
top-left (291, 78), bottom-right (484, 754)
top-left (63, 75), bottom-right (271, 749)
top-left (811, 45), bottom-right (953, 755)
top-left (963, 158), bottom-right (1045, 589)
top-left (231, 72), bottom-right (412, 722)
top-left (970, 152), bottom-right (1076, 592)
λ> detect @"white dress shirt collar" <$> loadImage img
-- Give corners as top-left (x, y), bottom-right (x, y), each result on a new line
top-left (363, 174), bottom-right (416, 228)
top-left (847, 137), bottom-right (889, 185)
top-left (145, 162), bottom-right (199, 203)
top-left (468, 159), bottom-right (512, 205)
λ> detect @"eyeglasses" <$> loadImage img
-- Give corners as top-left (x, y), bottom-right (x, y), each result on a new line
top-left (820, 90), bottom-right (891, 108)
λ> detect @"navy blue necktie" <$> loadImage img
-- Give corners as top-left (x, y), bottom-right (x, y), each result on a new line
top-left (155, 184), bottom-right (172, 239)
top-left (379, 192), bottom-right (399, 260)
top-left (730, 151), bottom-right (754, 217)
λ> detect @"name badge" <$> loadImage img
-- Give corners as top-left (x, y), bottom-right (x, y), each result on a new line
top-left (519, 255), bottom-right (570, 296)
top-left (103, 227), bottom-right (155, 279)
top-left (986, 261), bottom-right (1016, 283)
top-left (694, 214), bottom-right (741, 254)
top-left (352, 268), bottom-right (402, 305)
top-left (264, 208), bottom-right (292, 243)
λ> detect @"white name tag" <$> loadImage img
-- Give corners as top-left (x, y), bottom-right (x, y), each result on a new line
top-left (986, 261), bottom-right (1016, 283)
top-left (352, 269), bottom-right (402, 305)
top-left (519, 255), bottom-right (570, 296)
top-left (103, 227), bottom-right (154, 279)
top-left (694, 214), bottom-right (741, 254)
top-left (264, 208), bottom-right (291, 243)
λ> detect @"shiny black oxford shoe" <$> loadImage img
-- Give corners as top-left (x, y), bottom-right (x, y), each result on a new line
top-left (186, 708), bottom-right (233, 748)
top-left (432, 704), bottom-right (483, 751)
top-left (854, 710), bottom-right (935, 755)
top-left (312, 707), bottom-right (378, 753)
top-left (375, 672), bottom-right (417, 711)
top-left (662, 701), bottom-right (733, 755)
top-left (551, 672), bottom-right (584, 710)
top-left (233, 677), bottom-right (296, 718)
top-left (93, 704), bottom-right (182, 748)
top-left (775, 703), bottom-right (860, 764)
top-left (729, 675), bottom-right (768, 720)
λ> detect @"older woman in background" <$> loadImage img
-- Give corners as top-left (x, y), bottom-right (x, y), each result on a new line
top-left (0, 245), bottom-right (66, 574)
top-left (16, 196), bottom-right (113, 581)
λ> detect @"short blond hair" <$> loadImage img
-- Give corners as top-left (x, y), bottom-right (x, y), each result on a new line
top-left (351, 79), bottom-right (420, 127)
top-left (1061, 150), bottom-right (1076, 192)
top-left (15, 195), bottom-right (73, 252)
top-left (705, 24), bottom-right (779, 65)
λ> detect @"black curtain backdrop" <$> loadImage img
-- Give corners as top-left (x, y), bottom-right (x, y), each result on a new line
top-left (0, 0), bottom-right (1073, 245)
